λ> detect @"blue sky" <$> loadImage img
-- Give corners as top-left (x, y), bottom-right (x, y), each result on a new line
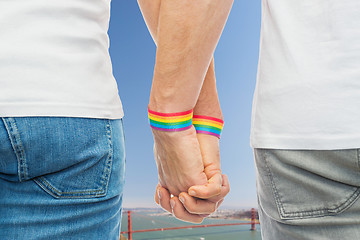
top-left (108, 1), bottom-right (261, 209)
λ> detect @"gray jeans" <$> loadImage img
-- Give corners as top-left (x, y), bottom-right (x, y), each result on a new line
top-left (254, 149), bottom-right (360, 240)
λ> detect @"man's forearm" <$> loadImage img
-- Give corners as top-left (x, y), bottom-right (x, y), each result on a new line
top-left (137, 0), bottom-right (161, 44)
top-left (193, 58), bottom-right (223, 120)
top-left (147, 0), bottom-right (233, 113)
top-left (138, 0), bottom-right (224, 118)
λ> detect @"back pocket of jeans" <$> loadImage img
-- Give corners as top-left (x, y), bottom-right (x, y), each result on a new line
top-left (29, 118), bottom-right (114, 199)
top-left (262, 149), bottom-right (360, 220)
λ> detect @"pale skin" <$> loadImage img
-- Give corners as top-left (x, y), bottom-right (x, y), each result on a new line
top-left (138, 0), bottom-right (233, 223)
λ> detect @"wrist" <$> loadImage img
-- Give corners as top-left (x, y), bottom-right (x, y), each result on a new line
top-left (193, 86), bottom-right (223, 120)
top-left (148, 97), bottom-right (195, 114)
top-left (148, 107), bottom-right (193, 132)
top-left (149, 81), bottom-right (201, 113)
top-left (193, 115), bottom-right (224, 139)
top-left (193, 107), bottom-right (223, 121)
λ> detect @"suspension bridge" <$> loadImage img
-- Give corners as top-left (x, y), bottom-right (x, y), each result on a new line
top-left (120, 208), bottom-right (260, 240)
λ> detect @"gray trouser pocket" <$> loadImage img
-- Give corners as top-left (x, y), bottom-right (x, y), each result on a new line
top-left (255, 149), bottom-right (360, 221)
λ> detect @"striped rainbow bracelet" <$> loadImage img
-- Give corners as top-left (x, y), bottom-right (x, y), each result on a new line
top-left (148, 108), bottom-right (193, 132)
top-left (192, 115), bottom-right (224, 139)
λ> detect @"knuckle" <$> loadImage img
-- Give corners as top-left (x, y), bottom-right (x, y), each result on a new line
top-left (159, 201), bottom-right (167, 211)
top-left (168, 186), bottom-right (179, 196)
top-left (173, 210), bottom-right (184, 219)
top-left (215, 185), bottom-right (222, 195)
top-left (161, 206), bottom-right (171, 214)
top-left (185, 204), bottom-right (197, 214)
top-left (202, 188), bottom-right (211, 197)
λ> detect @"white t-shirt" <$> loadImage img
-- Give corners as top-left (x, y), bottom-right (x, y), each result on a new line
top-left (0, 0), bottom-right (123, 119)
top-left (251, 0), bottom-right (360, 149)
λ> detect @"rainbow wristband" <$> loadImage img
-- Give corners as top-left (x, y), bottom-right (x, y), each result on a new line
top-left (193, 115), bottom-right (224, 139)
top-left (148, 108), bottom-right (193, 132)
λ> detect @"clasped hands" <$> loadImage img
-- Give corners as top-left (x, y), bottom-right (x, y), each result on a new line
top-left (152, 126), bottom-right (230, 223)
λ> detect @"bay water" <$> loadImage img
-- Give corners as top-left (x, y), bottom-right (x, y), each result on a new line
top-left (121, 211), bottom-right (262, 240)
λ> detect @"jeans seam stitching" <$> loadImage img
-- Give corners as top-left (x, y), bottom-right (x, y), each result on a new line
top-left (280, 187), bottom-right (360, 218)
top-left (100, 119), bottom-right (113, 194)
top-left (1, 117), bottom-right (28, 181)
top-left (34, 178), bottom-right (105, 199)
top-left (11, 119), bottom-right (28, 181)
top-left (263, 150), bottom-right (287, 218)
top-left (35, 177), bottom-right (105, 195)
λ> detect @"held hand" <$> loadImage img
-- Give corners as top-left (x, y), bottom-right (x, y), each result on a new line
top-left (154, 134), bottom-right (230, 223)
top-left (152, 126), bottom-right (208, 196)
top-left (155, 174), bottom-right (230, 223)
top-left (181, 134), bottom-right (230, 216)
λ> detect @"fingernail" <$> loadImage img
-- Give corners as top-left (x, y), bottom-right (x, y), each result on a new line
top-left (158, 189), bottom-right (161, 200)
top-left (189, 190), bottom-right (196, 196)
top-left (170, 199), bottom-right (175, 209)
top-left (179, 196), bottom-right (185, 204)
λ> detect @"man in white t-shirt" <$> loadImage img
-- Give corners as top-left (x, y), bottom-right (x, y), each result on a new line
top-left (251, 1), bottom-right (360, 239)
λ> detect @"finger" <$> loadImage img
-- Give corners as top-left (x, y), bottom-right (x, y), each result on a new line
top-left (178, 192), bottom-right (217, 215)
top-left (216, 199), bottom-right (224, 209)
top-left (154, 188), bottom-right (160, 205)
top-left (184, 174), bottom-right (230, 207)
top-left (177, 174), bottom-right (229, 216)
top-left (203, 174), bottom-right (231, 203)
top-left (155, 184), bottom-right (160, 205)
top-left (221, 174), bottom-right (230, 196)
top-left (188, 173), bottom-right (222, 199)
top-left (170, 196), bottom-right (204, 224)
top-left (158, 186), bottom-right (173, 213)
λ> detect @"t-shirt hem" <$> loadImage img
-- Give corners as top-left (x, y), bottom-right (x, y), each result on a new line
top-left (0, 104), bottom-right (124, 120)
top-left (251, 135), bottom-right (360, 150)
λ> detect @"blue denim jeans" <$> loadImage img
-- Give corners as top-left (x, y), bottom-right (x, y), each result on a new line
top-left (254, 149), bottom-right (360, 240)
top-left (0, 117), bottom-right (126, 240)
